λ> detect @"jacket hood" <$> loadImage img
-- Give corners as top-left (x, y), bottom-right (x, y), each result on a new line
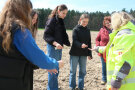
top-left (109, 20), bottom-right (135, 42)
top-left (118, 20), bottom-right (135, 32)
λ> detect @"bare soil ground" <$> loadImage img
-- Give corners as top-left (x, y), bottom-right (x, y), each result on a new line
top-left (33, 30), bottom-right (107, 90)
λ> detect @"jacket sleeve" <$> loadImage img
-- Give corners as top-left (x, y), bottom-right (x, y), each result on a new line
top-left (97, 46), bottom-right (106, 54)
top-left (88, 31), bottom-right (92, 57)
top-left (63, 29), bottom-right (70, 46)
top-left (72, 28), bottom-right (82, 48)
top-left (110, 34), bottom-right (135, 88)
top-left (43, 18), bottom-right (55, 45)
top-left (13, 29), bottom-right (59, 70)
top-left (96, 28), bottom-right (101, 46)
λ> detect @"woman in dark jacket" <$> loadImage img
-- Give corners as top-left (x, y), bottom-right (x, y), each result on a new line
top-left (43, 4), bottom-right (70, 90)
top-left (95, 16), bottom-right (111, 85)
top-left (69, 14), bottom-right (92, 90)
top-left (0, 0), bottom-right (64, 90)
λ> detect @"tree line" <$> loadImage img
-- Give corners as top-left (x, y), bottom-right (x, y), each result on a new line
top-left (36, 8), bottom-right (135, 31)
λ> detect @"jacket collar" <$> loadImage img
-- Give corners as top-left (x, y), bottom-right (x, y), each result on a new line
top-left (77, 25), bottom-right (87, 29)
top-left (131, 20), bottom-right (135, 26)
top-left (103, 26), bottom-right (112, 33)
top-left (55, 15), bottom-right (64, 25)
top-left (115, 20), bottom-right (135, 32)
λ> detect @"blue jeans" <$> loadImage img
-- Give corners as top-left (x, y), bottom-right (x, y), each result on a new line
top-left (69, 55), bottom-right (87, 89)
top-left (46, 44), bottom-right (62, 90)
top-left (100, 56), bottom-right (107, 82)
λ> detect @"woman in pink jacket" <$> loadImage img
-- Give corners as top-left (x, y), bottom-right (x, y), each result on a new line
top-left (96, 16), bottom-right (111, 85)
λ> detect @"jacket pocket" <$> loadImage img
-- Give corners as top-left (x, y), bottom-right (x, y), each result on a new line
top-left (0, 55), bottom-right (26, 78)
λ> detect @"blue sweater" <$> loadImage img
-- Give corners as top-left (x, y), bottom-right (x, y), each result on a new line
top-left (13, 29), bottom-right (58, 70)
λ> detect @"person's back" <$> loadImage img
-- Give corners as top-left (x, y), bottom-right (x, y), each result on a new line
top-left (106, 13), bottom-right (135, 90)
top-left (0, 0), bottom-right (33, 90)
top-left (0, 0), bottom-right (63, 90)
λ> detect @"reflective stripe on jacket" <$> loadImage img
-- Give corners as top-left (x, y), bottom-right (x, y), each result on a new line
top-left (99, 21), bottom-right (135, 90)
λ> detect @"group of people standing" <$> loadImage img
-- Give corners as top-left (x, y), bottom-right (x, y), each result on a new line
top-left (0, 0), bottom-right (135, 90)
top-left (43, 4), bottom-right (92, 90)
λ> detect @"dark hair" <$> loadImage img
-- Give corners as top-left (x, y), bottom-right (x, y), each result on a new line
top-left (103, 16), bottom-right (111, 26)
top-left (49, 4), bottom-right (68, 18)
top-left (31, 10), bottom-right (38, 38)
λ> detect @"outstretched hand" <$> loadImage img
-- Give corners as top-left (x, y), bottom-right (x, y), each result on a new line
top-left (53, 41), bottom-right (63, 49)
top-left (47, 60), bottom-right (64, 75)
top-left (47, 69), bottom-right (58, 75)
top-left (88, 46), bottom-right (97, 52)
top-left (56, 43), bottom-right (63, 49)
top-left (88, 48), bottom-right (95, 51)
top-left (88, 56), bottom-right (92, 60)
top-left (81, 43), bottom-right (88, 48)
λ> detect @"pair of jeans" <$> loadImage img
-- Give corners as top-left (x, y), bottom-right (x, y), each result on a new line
top-left (46, 44), bottom-right (62, 90)
top-left (100, 56), bottom-right (107, 82)
top-left (69, 55), bottom-right (87, 90)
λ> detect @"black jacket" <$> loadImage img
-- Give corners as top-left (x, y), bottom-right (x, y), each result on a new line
top-left (69, 25), bottom-right (92, 57)
top-left (43, 15), bottom-right (70, 46)
top-left (0, 23), bottom-right (33, 90)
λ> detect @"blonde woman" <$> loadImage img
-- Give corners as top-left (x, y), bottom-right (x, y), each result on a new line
top-left (69, 14), bottom-right (92, 90)
top-left (90, 12), bottom-right (135, 90)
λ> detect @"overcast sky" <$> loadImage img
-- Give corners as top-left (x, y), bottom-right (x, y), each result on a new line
top-left (0, 0), bottom-right (135, 13)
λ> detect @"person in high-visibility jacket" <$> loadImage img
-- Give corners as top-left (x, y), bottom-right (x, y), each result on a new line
top-left (90, 12), bottom-right (135, 90)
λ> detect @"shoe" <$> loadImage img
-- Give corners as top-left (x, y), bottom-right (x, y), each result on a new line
top-left (101, 81), bottom-right (106, 85)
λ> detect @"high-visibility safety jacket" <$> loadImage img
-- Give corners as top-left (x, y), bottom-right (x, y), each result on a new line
top-left (98, 21), bottom-right (135, 90)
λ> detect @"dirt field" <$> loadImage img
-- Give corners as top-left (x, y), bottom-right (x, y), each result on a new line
top-left (33, 30), bottom-right (107, 90)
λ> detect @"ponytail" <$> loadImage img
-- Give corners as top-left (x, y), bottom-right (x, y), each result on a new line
top-left (48, 6), bottom-right (59, 18)
top-left (48, 4), bottom-right (68, 18)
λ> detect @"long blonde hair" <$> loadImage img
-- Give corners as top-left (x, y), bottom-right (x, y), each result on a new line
top-left (0, 0), bottom-right (32, 52)
top-left (111, 11), bottom-right (134, 30)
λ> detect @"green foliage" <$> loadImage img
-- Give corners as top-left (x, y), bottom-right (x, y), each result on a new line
top-left (36, 8), bottom-right (135, 31)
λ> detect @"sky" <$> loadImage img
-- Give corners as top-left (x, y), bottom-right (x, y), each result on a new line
top-left (0, 0), bottom-right (135, 13)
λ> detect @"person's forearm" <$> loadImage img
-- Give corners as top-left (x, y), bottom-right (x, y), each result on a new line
top-left (13, 29), bottom-right (59, 70)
